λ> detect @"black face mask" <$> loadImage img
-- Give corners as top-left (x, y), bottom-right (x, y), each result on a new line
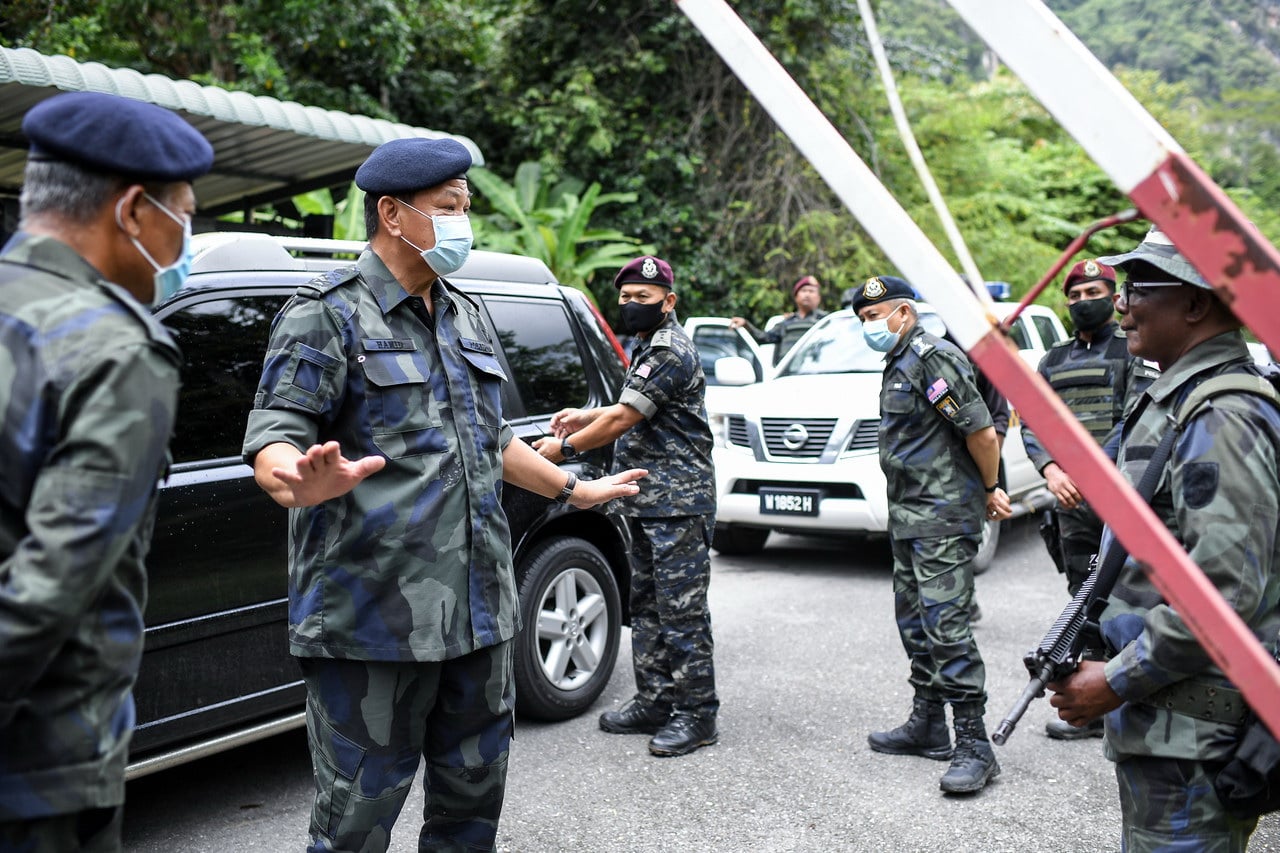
top-left (620, 300), bottom-right (667, 334)
top-left (1068, 296), bottom-right (1115, 333)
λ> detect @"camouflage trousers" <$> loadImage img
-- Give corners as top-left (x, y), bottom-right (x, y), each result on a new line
top-left (0, 806), bottom-right (121, 853)
top-left (626, 515), bottom-right (719, 717)
top-left (890, 533), bottom-right (987, 709)
top-left (1115, 755), bottom-right (1258, 852)
top-left (1057, 501), bottom-right (1104, 596)
top-left (299, 640), bottom-right (515, 853)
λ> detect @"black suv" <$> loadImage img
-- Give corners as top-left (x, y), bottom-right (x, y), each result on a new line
top-left (129, 233), bottom-right (633, 777)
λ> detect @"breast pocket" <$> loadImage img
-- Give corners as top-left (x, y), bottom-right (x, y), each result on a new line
top-left (360, 352), bottom-right (447, 458)
top-left (458, 341), bottom-right (507, 434)
top-left (881, 389), bottom-right (924, 435)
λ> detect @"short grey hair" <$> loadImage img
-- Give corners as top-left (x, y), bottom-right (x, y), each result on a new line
top-left (19, 160), bottom-right (127, 225)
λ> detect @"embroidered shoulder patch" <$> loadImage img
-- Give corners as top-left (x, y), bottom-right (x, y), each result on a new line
top-left (650, 329), bottom-right (674, 348)
top-left (935, 396), bottom-right (960, 420)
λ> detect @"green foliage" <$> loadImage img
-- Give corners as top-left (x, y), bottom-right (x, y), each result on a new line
top-left (468, 162), bottom-right (653, 311)
top-left (7, 0), bottom-right (1280, 325)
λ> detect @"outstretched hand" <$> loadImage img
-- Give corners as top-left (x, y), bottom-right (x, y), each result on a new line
top-left (272, 441), bottom-right (386, 507)
top-left (568, 468), bottom-right (648, 509)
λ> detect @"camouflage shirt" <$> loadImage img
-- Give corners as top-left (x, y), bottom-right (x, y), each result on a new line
top-left (242, 249), bottom-right (518, 663)
top-left (878, 323), bottom-right (993, 538)
top-left (0, 233), bottom-right (180, 817)
top-left (1100, 331), bottom-right (1280, 763)
top-left (614, 313), bottom-right (715, 518)
top-left (1022, 322), bottom-right (1159, 469)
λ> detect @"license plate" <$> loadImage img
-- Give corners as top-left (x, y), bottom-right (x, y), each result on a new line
top-left (759, 488), bottom-right (820, 516)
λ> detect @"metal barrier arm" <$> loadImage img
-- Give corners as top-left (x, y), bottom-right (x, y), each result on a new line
top-left (673, 0), bottom-right (1280, 738)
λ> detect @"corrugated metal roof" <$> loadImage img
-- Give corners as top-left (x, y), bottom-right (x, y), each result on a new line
top-left (0, 46), bottom-right (485, 215)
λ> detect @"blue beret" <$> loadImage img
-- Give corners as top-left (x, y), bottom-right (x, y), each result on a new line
top-left (848, 275), bottom-right (917, 313)
top-left (613, 256), bottom-right (674, 289)
top-left (355, 138), bottom-right (473, 196)
top-left (23, 92), bottom-right (214, 182)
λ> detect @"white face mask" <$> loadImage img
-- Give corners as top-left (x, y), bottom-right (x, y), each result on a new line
top-left (116, 192), bottom-right (193, 305)
top-left (397, 200), bottom-right (473, 276)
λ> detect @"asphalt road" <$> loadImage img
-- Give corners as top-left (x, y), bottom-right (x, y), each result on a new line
top-left (123, 517), bottom-right (1280, 852)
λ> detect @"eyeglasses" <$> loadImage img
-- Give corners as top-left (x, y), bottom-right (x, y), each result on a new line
top-left (1120, 281), bottom-right (1184, 303)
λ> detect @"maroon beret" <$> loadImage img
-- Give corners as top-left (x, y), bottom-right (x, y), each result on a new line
top-left (793, 275), bottom-right (819, 297)
top-left (613, 256), bottom-right (674, 289)
top-left (1063, 259), bottom-right (1116, 294)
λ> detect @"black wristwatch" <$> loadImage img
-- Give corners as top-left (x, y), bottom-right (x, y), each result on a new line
top-left (561, 438), bottom-right (579, 459)
top-left (984, 482), bottom-right (999, 493)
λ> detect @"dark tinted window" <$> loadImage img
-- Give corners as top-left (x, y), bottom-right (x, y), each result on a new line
top-left (1033, 314), bottom-right (1063, 347)
top-left (163, 295), bottom-right (289, 463)
top-left (484, 297), bottom-right (590, 416)
top-left (692, 326), bottom-right (763, 383)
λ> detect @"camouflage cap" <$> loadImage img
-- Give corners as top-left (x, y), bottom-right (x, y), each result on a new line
top-left (1097, 227), bottom-right (1210, 289)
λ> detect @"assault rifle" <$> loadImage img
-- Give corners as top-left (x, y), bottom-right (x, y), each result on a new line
top-left (992, 413), bottom-right (1180, 746)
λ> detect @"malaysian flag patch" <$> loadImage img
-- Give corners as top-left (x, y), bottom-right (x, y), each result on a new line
top-left (926, 377), bottom-right (949, 403)
top-left (636, 363), bottom-right (652, 379)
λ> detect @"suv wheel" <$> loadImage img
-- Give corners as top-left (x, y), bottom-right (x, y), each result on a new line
top-left (711, 523), bottom-right (770, 556)
top-left (972, 515), bottom-right (1001, 575)
top-left (514, 537), bottom-right (621, 721)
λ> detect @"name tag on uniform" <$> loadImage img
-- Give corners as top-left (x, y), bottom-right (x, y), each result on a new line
top-left (362, 338), bottom-right (417, 351)
top-left (460, 337), bottom-right (495, 354)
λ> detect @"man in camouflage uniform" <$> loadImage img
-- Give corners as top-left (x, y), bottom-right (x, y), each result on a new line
top-left (243, 138), bottom-right (644, 853)
top-left (535, 255), bottom-right (719, 757)
top-left (851, 275), bottom-right (1012, 795)
top-left (1022, 258), bottom-right (1159, 741)
top-left (1048, 227), bottom-right (1280, 852)
top-left (0, 92), bottom-right (213, 852)
top-left (729, 274), bottom-right (828, 366)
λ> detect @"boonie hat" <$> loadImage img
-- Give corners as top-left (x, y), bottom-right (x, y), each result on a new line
top-left (614, 256), bottom-right (674, 289)
top-left (1062, 259), bottom-right (1116, 294)
top-left (847, 274), bottom-right (916, 314)
top-left (1097, 227), bottom-right (1210, 289)
top-left (356, 138), bottom-right (472, 196)
top-left (23, 91), bottom-right (214, 182)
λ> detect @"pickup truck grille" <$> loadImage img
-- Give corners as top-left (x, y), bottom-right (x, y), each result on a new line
top-left (761, 418), bottom-right (837, 458)
top-left (846, 418), bottom-right (880, 452)
top-left (727, 415), bottom-right (750, 448)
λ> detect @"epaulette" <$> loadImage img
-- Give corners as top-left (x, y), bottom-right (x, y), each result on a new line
top-left (650, 328), bottom-right (674, 349)
top-left (910, 335), bottom-right (935, 358)
top-left (1049, 337), bottom-right (1075, 350)
top-left (296, 265), bottom-right (360, 299)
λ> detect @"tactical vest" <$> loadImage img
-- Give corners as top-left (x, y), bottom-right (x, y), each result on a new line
top-left (1040, 329), bottom-right (1132, 445)
top-left (774, 311), bottom-right (826, 364)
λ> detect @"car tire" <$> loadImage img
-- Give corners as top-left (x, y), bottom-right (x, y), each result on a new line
top-left (514, 536), bottom-right (621, 721)
top-left (711, 524), bottom-right (770, 556)
top-left (972, 515), bottom-right (1002, 575)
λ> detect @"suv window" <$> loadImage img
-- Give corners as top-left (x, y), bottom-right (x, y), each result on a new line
top-left (1032, 314), bottom-right (1063, 348)
top-left (692, 326), bottom-right (764, 383)
top-left (163, 294), bottom-right (290, 463)
top-left (483, 297), bottom-right (590, 416)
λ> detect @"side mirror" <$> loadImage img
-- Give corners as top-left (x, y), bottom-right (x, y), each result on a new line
top-left (714, 356), bottom-right (757, 386)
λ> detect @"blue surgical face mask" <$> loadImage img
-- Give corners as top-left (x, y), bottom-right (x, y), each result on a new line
top-left (862, 306), bottom-right (904, 352)
top-left (117, 192), bottom-right (193, 305)
top-left (397, 200), bottom-right (473, 277)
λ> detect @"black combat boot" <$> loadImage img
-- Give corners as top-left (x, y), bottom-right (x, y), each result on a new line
top-left (940, 706), bottom-right (1001, 793)
top-left (599, 699), bottom-right (671, 735)
top-left (867, 697), bottom-right (953, 760)
top-left (648, 711), bottom-right (718, 757)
